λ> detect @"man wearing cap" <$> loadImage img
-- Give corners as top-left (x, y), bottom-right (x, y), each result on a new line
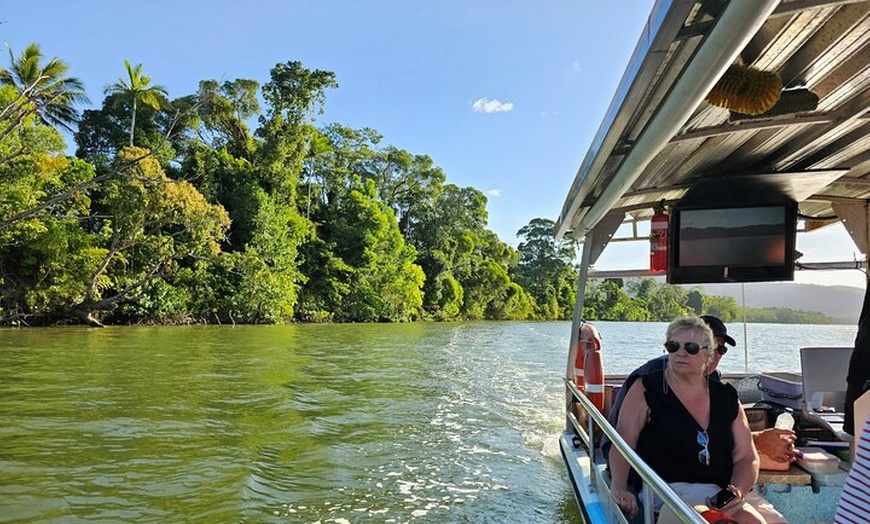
top-left (603, 315), bottom-right (796, 465)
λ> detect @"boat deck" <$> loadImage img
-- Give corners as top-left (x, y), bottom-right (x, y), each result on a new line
top-left (563, 363), bottom-right (854, 524)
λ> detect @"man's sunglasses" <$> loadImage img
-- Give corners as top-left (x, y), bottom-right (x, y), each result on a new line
top-left (664, 340), bottom-right (707, 355)
top-left (716, 344), bottom-right (728, 355)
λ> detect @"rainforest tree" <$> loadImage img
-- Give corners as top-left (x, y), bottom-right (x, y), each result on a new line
top-left (513, 217), bottom-right (577, 319)
top-left (105, 61), bottom-right (169, 147)
top-left (71, 147), bottom-right (229, 325)
top-left (0, 43), bottom-right (88, 139)
top-left (1, 44), bottom-right (827, 326)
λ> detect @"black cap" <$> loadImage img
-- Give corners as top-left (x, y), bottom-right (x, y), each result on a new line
top-left (701, 315), bottom-right (736, 346)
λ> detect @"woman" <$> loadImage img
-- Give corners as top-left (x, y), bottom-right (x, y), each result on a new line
top-left (610, 316), bottom-right (766, 524)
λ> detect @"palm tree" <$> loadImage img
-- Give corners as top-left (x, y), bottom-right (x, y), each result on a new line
top-left (0, 43), bottom-right (89, 141)
top-left (105, 60), bottom-right (168, 146)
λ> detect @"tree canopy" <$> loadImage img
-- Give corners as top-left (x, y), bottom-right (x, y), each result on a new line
top-left (0, 46), bottom-right (838, 326)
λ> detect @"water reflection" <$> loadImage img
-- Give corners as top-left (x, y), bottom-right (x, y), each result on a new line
top-left (1, 323), bottom-right (578, 523)
top-left (2, 321), bottom-right (857, 522)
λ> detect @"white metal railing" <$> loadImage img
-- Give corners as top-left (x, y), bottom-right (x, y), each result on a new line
top-left (565, 379), bottom-right (708, 524)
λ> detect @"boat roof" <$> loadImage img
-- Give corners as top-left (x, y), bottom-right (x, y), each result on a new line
top-left (555, 0), bottom-right (870, 246)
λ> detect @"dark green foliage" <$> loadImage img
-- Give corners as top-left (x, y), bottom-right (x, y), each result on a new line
top-left (0, 47), bottom-right (834, 326)
top-left (112, 278), bottom-right (192, 324)
top-left (581, 277), bottom-right (830, 324)
top-left (261, 61), bottom-right (338, 127)
top-left (302, 177), bottom-right (424, 322)
top-left (181, 146), bottom-right (262, 250)
top-left (297, 123), bottom-right (528, 322)
top-left (741, 307), bottom-right (831, 324)
top-left (75, 92), bottom-right (176, 168)
top-left (193, 79), bottom-right (260, 157)
top-left (513, 218), bottom-right (577, 319)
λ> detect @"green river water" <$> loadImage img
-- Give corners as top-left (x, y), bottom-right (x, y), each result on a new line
top-left (0, 323), bottom-right (581, 523)
top-left (2, 321), bottom-right (858, 523)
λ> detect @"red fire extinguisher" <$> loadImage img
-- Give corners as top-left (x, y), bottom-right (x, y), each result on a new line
top-left (650, 201), bottom-right (668, 272)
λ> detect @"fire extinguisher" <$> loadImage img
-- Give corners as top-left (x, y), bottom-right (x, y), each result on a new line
top-left (650, 201), bottom-right (668, 272)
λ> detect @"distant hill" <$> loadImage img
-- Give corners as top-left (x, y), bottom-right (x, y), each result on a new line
top-left (696, 283), bottom-right (865, 324)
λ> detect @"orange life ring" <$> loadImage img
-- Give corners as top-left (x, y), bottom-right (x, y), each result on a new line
top-left (584, 344), bottom-right (605, 413)
top-left (574, 322), bottom-right (601, 392)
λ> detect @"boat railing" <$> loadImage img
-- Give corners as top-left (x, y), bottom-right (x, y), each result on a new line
top-left (566, 379), bottom-right (708, 524)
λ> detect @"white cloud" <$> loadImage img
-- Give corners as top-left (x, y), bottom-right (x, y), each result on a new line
top-left (487, 188), bottom-right (502, 197)
top-left (472, 97), bottom-right (514, 114)
top-left (571, 61), bottom-right (582, 73)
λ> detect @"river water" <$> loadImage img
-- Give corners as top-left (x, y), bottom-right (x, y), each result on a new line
top-left (0, 321), bottom-right (858, 523)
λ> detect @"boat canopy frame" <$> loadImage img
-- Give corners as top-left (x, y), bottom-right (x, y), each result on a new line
top-left (555, 0), bottom-right (870, 253)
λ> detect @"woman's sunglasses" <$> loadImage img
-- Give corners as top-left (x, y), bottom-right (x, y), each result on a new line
top-left (697, 429), bottom-right (710, 466)
top-left (664, 340), bottom-right (707, 355)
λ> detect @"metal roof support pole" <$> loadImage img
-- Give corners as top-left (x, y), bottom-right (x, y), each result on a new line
top-left (566, 230), bottom-right (595, 430)
top-left (576, 0), bottom-right (781, 238)
top-left (742, 283), bottom-right (750, 374)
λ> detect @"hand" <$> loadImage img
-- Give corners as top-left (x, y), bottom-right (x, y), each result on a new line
top-left (754, 428), bottom-right (797, 462)
top-left (723, 484), bottom-right (744, 511)
top-left (610, 487), bottom-right (638, 518)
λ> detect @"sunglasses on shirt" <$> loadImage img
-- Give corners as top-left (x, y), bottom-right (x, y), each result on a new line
top-left (664, 340), bottom-right (708, 355)
top-left (697, 429), bottom-right (710, 466)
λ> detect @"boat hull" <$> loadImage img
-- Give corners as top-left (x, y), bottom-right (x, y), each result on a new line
top-left (559, 431), bottom-right (624, 524)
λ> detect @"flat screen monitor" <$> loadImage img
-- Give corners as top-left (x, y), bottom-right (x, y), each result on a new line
top-left (667, 204), bottom-right (796, 284)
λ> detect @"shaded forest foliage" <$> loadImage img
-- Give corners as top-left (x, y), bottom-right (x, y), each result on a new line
top-left (0, 45), bottom-right (833, 326)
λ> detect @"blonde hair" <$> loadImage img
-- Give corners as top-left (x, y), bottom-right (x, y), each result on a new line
top-left (666, 316), bottom-right (715, 363)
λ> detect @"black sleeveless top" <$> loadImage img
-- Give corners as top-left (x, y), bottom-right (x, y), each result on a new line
top-left (636, 370), bottom-right (738, 487)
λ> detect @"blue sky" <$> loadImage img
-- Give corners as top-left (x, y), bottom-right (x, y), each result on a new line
top-left (1, 1), bottom-right (865, 289)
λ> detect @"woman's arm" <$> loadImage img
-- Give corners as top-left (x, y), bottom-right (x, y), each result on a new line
top-left (610, 379), bottom-right (648, 518)
top-left (728, 404), bottom-right (760, 498)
